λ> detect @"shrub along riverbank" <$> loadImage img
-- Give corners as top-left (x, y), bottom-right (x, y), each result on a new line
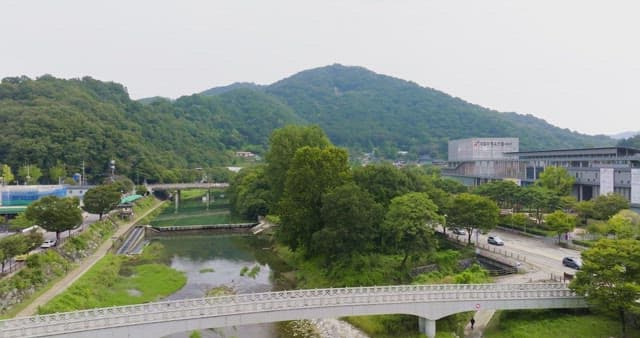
top-left (38, 243), bottom-right (185, 314)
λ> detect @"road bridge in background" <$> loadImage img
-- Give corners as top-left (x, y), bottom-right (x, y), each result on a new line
top-left (145, 183), bottom-right (229, 213)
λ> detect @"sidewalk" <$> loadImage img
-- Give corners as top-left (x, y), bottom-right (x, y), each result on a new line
top-left (15, 199), bottom-right (164, 317)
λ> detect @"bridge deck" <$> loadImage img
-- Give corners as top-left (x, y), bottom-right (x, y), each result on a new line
top-left (0, 283), bottom-right (586, 338)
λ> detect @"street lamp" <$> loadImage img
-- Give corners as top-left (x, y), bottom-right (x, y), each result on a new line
top-left (110, 160), bottom-right (116, 181)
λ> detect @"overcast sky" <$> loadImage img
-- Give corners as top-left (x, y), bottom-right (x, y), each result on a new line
top-left (2, 1), bottom-right (639, 136)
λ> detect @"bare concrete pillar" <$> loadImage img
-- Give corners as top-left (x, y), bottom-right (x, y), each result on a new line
top-left (418, 317), bottom-right (436, 338)
top-left (174, 190), bottom-right (180, 213)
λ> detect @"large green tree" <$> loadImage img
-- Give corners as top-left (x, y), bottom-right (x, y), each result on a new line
top-left (277, 146), bottom-right (350, 254)
top-left (473, 180), bottom-right (521, 209)
top-left (25, 196), bottom-right (83, 241)
top-left (265, 125), bottom-right (331, 208)
top-left (574, 199), bottom-right (595, 225)
top-left (0, 234), bottom-right (29, 273)
top-left (1, 164), bottom-right (14, 185)
top-left (383, 192), bottom-right (441, 269)
top-left (447, 193), bottom-right (500, 245)
top-left (607, 210), bottom-right (640, 239)
top-left (544, 210), bottom-right (576, 242)
top-left (312, 183), bottom-right (384, 262)
top-left (227, 166), bottom-right (271, 220)
top-left (592, 193), bottom-right (630, 220)
top-left (535, 166), bottom-right (575, 196)
top-left (48, 162), bottom-right (67, 184)
top-left (571, 239), bottom-right (640, 337)
top-left (18, 165), bottom-right (42, 185)
top-left (353, 163), bottom-right (412, 207)
top-left (82, 185), bottom-right (122, 220)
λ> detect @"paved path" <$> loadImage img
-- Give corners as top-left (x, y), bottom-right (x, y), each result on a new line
top-left (15, 199), bottom-right (165, 317)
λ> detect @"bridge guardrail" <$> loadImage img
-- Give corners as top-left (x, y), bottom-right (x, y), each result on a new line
top-left (0, 283), bottom-right (581, 337)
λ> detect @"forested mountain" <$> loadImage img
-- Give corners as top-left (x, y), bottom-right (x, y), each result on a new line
top-left (264, 64), bottom-right (613, 156)
top-left (618, 135), bottom-right (640, 149)
top-left (0, 65), bottom-right (615, 183)
top-left (0, 76), bottom-right (300, 183)
top-left (200, 82), bottom-right (263, 96)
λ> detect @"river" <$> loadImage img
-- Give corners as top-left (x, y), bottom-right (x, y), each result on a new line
top-left (153, 233), bottom-right (369, 338)
top-left (155, 234), bottom-right (280, 338)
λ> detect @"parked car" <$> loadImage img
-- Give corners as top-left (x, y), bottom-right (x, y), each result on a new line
top-left (487, 235), bottom-right (504, 246)
top-left (452, 228), bottom-right (466, 235)
top-left (41, 239), bottom-right (57, 248)
top-left (562, 257), bottom-right (582, 269)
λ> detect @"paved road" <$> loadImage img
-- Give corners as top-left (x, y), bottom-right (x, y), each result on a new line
top-left (16, 199), bottom-right (165, 317)
top-left (461, 228), bottom-right (583, 338)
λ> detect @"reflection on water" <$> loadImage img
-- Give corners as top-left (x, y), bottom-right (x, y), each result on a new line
top-left (157, 234), bottom-right (278, 338)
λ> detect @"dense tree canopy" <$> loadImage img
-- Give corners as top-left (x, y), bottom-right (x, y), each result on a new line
top-left (25, 196), bottom-right (83, 241)
top-left (1, 164), bottom-right (14, 185)
top-left (82, 185), bottom-right (122, 220)
top-left (383, 192), bottom-right (441, 269)
top-left (544, 210), bottom-right (577, 242)
top-left (571, 239), bottom-right (640, 337)
top-left (353, 163), bottom-right (412, 207)
top-left (535, 166), bottom-right (575, 196)
top-left (591, 193), bottom-right (630, 220)
top-left (277, 146), bottom-right (350, 254)
top-left (607, 210), bottom-right (640, 239)
top-left (227, 166), bottom-right (271, 220)
top-left (265, 125), bottom-right (331, 207)
top-left (314, 183), bottom-right (384, 262)
top-left (447, 193), bottom-right (500, 244)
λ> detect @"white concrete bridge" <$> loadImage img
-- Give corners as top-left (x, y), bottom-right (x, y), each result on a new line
top-left (0, 283), bottom-right (586, 338)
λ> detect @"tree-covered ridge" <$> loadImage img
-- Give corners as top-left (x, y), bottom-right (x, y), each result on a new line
top-left (0, 76), bottom-right (301, 183)
top-left (264, 64), bottom-right (614, 156)
top-left (617, 134), bottom-right (640, 149)
top-left (0, 64), bottom-right (616, 183)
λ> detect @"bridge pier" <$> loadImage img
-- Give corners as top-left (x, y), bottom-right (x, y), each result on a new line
top-left (418, 317), bottom-right (436, 338)
top-left (174, 189), bottom-right (180, 213)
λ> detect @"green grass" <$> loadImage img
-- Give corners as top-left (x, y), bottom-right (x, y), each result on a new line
top-left (484, 309), bottom-right (639, 338)
top-left (38, 244), bottom-right (186, 314)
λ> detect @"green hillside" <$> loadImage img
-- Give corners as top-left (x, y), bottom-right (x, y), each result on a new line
top-left (0, 65), bottom-right (614, 183)
top-left (264, 64), bottom-right (613, 156)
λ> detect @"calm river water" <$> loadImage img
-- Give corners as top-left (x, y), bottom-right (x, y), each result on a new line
top-left (156, 233), bottom-right (283, 338)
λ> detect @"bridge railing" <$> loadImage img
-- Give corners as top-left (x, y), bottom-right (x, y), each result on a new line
top-left (0, 283), bottom-right (580, 337)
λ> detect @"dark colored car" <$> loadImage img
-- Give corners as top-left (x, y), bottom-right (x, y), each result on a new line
top-left (452, 228), bottom-right (466, 235)
top-left (487, 236), bottom-right (504, 246)
top-left (562, 257), bottom-right (582, 269)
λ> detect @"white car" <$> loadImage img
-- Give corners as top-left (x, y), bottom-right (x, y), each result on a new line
top-left (41, 239), bottom-right (57, 248)
top-left (487, 235), bottom-right (504, 246)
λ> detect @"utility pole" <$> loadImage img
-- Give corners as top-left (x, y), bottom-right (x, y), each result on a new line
top-left (81, 161), bottom-right (85, 186)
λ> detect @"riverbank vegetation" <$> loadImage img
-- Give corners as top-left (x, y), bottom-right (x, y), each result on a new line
top-left (38, 243), bottom-right (185, 314)
top-left (0, 196), bottom-right (159, 318)
top-left (227, 125), bottom-right (501, 337)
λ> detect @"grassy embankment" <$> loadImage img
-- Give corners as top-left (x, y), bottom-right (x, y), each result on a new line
top-left (38, 242), bottom-right (185, 314)
top-left (0, 196), bottom-right (160, 318)
top-left (150, 189), bottom-right (251, 227)
top-left (484, 309), bottom-right (640, 338)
